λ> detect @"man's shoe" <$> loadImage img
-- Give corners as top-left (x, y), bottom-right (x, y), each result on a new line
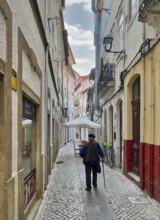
top-left (85, 188), bottom-right (91, 191)
top-left (93, 185), bottom-right (97, 188)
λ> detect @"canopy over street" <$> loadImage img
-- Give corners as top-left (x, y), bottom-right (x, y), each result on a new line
top-left (63, 117), bottom-right (101, 128)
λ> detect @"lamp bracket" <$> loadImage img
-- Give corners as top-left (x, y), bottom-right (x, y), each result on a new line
top-left (108, 50), bottom-right (126, 61)
top-left (109, 50), bottom-right (125, 55)
top-left (101, 8), bottom-right (110, 15)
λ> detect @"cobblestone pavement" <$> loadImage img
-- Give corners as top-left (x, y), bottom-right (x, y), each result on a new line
top-left (34, 141), bottom-right (160, 220)
top-left (98, 164), bottom-right (160, 220)
top-left (34, 142), bottom-right (87, 220)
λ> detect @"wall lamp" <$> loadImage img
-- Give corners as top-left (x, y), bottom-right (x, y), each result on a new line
top-left (62, 107), bottom-right (68, 118)
top-left (103, 35), bottom-right (126, 60)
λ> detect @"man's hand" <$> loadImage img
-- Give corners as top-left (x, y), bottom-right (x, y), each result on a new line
top-left (102, 157), bottom-right (105, 163)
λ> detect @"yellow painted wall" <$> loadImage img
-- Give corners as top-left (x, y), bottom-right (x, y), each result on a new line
top-left (124, 41), bottom-right (160, 145)
top-left (124, 62), bottom-right (143, 140)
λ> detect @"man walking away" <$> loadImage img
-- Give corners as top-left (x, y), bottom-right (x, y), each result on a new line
top-left (80, 133), bottom-right (104, 191)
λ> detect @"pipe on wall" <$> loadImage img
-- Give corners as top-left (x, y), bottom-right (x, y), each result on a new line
top-left (91, 0), bottom-right (100, 113)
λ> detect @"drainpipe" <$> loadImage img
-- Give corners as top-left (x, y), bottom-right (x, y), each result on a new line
top-left (92, 0), bottom-right (100, 116)
top-left (140, 23), bottom-right (146, 190)
top-left (44, 0), bottom-right (49, 190)
top-left (142, 23), bottom-right (145, 143)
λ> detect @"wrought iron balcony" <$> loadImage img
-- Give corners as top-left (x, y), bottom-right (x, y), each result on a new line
top-left (97, 63), bottom-right (115, 98)
top-left (139, 0), bottom-right (160, 31)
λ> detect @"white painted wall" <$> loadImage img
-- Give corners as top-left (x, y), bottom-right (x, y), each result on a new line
top-left (7, 0), bottom-right (45, 174)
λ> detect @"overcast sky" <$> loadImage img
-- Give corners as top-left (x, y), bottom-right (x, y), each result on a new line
top-left (64, 0), bottom-right (95, 76)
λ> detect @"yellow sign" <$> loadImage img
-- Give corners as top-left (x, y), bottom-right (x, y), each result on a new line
top-left (12, 70), bottom-right (17, 91)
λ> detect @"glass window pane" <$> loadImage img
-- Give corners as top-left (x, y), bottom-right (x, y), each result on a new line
top-left (117, 13), bottom-right (123, 51)
top-left (130, 0), bottom-right (138, 20)
top-left (133, 77), bottom-right (140, 101)
top-left (22, 118), bottom-right (36, 178)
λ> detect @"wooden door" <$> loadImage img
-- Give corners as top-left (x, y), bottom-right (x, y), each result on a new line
top-left (132, 101), bottom-right (140, 175)
top-left (120, 101), bottom-right (123, 168)
top-left (132, 77), bottom-right (140, 176)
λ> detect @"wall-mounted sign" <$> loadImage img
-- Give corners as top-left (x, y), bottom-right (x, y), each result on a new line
top-left (12, 69), bottom-right (17, 91)
top-left (22, 96), bottom-right (36, 121)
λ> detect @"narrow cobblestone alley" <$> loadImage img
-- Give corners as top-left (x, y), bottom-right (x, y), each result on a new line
top-left (33, 141), bottom-right (160, 220)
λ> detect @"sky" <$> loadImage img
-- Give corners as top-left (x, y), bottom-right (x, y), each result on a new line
top-left (63, 0), bottom-right (95, 76)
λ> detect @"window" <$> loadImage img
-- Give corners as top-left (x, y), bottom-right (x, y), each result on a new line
top-left (22, 96), bottom-right (36, 210)
top-left (133, 77), bottom-right (140, 101)
top-left (117, 13), bottom-right (124, 51)
top-left (130, 0), bottom-right (138, 20)
top-left (22, 118), bottom-right (36, 178)
top-left (65, 88), bottom-right (67, 97)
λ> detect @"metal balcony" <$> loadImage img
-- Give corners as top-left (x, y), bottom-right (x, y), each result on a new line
top-left (139, 0), bottom-right (160, 31)
top-left (97, 63), bottom-right (115, 98)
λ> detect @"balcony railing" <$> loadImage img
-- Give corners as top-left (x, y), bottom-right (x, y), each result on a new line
top-left (98, 63), bottom-right (115, 98)
top-left (139, 0), bottom-right (149, 17)
top-left (139, 0), bottom-right (160, 29)
top-left (100, 63), bottom-right (115, 81)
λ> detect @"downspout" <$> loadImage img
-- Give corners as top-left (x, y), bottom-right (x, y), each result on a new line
top-left (44, 0), bottom-right (49, 190)
top-left (66, 65), bottom-right (69, 141)
top-left (92, 0), bottom-right (100, 115)
top-left (140, 23), bottom-right (146, 190)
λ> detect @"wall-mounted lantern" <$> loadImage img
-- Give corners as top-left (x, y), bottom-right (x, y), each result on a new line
top-left (103, 35), bottom-right (126, 60)
top-left (63, 107), bottom-right (68, 118)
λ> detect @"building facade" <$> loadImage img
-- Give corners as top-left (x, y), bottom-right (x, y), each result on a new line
top-left (0, 0), bottom-right (69, 219)
top-left (123, 0), bottom-right (160, 203)
top-left (92, 0), bottom-right (160, 202)
top-left (63, 46), bottom-right (76, 142)
top-left (74, 74), bottom-right (94, 139)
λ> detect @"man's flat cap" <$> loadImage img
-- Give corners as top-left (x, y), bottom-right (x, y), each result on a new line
top-left (88, 133), bottom-right (95, 138)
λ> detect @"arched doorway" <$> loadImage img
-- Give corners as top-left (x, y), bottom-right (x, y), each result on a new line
top-left (108, 105), bottom-right (113, 146)
top-left (104, 109), bottom-right (107, 142)
top-left (120, 101), bottom-right (123, 167)
top-left (132, 77), bottom-right (140, 175)
top-left (116, 99), bottom-right (123, 168)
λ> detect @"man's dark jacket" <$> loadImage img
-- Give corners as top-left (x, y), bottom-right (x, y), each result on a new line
top-left (83, 140), bottom-right (99, 164)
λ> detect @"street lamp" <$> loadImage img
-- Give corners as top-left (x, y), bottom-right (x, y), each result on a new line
top-left (103, 35), bottom-right (126, 60)
top-left (103, 35), bottom-right (113, 52)
top-left (62, 107), bottom-right (68, 118)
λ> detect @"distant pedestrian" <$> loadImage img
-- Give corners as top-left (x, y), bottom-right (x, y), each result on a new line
top-left (80, 133), bottom-right (104, 191)
top-left (76, 132), bottom-right (79, 139)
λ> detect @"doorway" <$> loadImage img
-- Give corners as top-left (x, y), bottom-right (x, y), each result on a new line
top-left (132, 77), bottom-right (140, 176)
top-left (109, 105), bottom-right (113, 146)
top-left (120, 101), bottom-right (123, 168)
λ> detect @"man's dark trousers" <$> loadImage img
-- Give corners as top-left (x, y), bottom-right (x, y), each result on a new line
top-left (85, 164), bottom-right (97, 189)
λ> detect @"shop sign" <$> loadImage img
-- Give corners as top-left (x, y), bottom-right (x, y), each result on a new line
top-left (22, 96), bottom-right (36, 121)
top-left (12, 69), bottom-right (17, 91)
